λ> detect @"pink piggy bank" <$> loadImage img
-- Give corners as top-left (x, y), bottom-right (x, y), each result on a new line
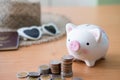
top-left (66, 23), bottom-right (109, 67)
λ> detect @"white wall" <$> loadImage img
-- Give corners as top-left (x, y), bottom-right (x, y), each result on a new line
top-left (49, 0), bottom-right (98, 6)
top-left (40, 0), bottom-right (49, 6)
top-left (11, 0), bottom-right (98, 6)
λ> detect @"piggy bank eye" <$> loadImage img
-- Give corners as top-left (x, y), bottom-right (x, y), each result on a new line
top-left (86, 42), bottom-right (89, 46)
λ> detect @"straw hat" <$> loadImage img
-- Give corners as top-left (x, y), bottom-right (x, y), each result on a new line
top-left (0, 1), bottom-right (70, 46)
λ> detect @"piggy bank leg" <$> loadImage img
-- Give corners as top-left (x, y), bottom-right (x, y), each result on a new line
top-left (85, 60), bottom-right (95, 67)
top-left (102, 55), bottom-right (106, 59)
top-left (101, 57), bottom-right (105, 60)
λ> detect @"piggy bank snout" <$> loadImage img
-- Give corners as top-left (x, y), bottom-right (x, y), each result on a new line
top-left (69, 41), bottom-right (80, 51)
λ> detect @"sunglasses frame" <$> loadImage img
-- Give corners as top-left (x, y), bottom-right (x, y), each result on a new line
top-left (17, 26), bottom-right (42, 40)
top-left (41, 23), bottom-right (60, 36)
top-left (17, 23), bottom-right (60, 40)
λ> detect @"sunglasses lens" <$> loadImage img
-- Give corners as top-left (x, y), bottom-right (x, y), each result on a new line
top-left (44, 25), bottom-right (56, 34)
top-left (24, 28), bottom-right (40, 38)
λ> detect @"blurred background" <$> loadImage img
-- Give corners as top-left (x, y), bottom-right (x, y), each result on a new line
top-left (38, 0), bottom-right (120, 6)
top-left (1, 0), bottom-right (119, 29)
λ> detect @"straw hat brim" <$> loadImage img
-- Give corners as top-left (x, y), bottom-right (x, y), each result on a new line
top-left (0, 13), bottom-right (71, 47)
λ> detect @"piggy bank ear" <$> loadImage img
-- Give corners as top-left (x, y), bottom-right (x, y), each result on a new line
top-left (89, 28), bottom-right (102, 42)
top-left (66, 23), bottom-right (76, 34)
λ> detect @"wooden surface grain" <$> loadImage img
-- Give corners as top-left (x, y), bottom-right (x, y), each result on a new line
top-left (0, 5), bottom-right (120, 80)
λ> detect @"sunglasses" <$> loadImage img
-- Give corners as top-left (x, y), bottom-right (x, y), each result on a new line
top-left (17, 23), bottom-right (60, 40)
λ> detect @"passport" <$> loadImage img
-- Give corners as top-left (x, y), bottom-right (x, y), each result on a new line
top-left (0, 32), bottom-right (19, 50)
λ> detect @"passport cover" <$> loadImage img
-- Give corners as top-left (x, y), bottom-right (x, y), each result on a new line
top-left (0, 32), bottom-right (19, 50)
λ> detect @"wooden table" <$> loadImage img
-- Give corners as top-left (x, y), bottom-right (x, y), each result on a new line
top-left (0, 5), bottom-right (120, 80)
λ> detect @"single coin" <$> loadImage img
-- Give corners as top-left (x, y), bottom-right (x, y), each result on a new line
top-left (50, 60), bottom-right (61, 65)
top-left (62, 55), bottom-right (74, 61)
top-left (17, 71), bottom-right (28, 78)
top-left (39, 65), bottom-right (50, 75)
top-left (27, 76), bottom-right (39, 80)
top-left (28, 72), bottom-right (40, 77)
top-left (39, 65), bottom-right (50, 70)
top-left (40, 75), bottom-right (52, 80)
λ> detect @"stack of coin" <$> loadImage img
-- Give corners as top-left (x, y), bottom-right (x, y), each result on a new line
top-left (39, 65), bottom-right (50, 75)
top-left (61, 55), bottom-right (74, 77)
top-left (50, 60), bottom-right (61, 75)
